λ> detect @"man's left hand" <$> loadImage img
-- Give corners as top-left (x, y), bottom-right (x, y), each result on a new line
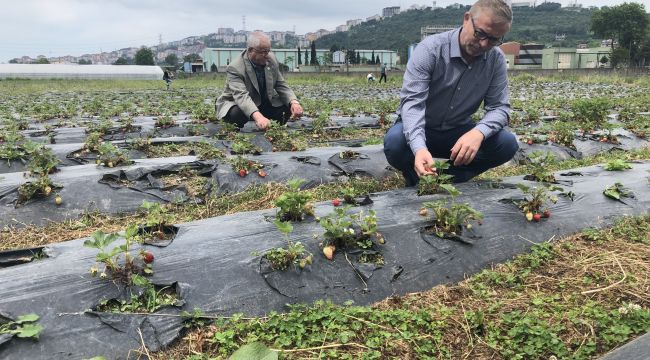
top-left (290, 101), bottom-right (303, 120)
top-left (450, 128), bottom-right (485, 166)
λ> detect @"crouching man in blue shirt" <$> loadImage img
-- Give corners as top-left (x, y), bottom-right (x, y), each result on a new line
top-left (384, 0), bottom-right (518, 186)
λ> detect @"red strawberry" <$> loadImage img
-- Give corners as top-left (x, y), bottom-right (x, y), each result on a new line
top-left (533, 213), bottom-right (542, 222)
top-left (238, 169), bottom-right (247, 177)
top-left (543, 210), bottom-right (551, 218)
top-left (332, 198), bottom-right (341, 206)
top-left (527, 139), bottom-right (534, 145)
top-left (258, 170), bottom-right (267, 177)
top-left (143, 251), bottom-right (154, 264)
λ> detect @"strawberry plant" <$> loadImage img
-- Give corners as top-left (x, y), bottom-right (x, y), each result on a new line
top-left (229, 155), bottom-right (265, 177)
top-left (417, 160), bottom-right (457, 196)
top-left (548, 120), bottom-right (576, 148)
top-left (319, 206), bottom-right (384, 261)
top-left (0, 313), bottom-right (43, 340)
top-left (194, 141), bottom-right (225, 160)
top-left (422, 200), bottom-right (483, 238)
top-left (604, 159), bottom-right (632, 171)
top-left (571, 97), bottom-right (611, 137)
top-left (516, 184), bottom-right (560, 222)
top-left (339, 150), bottom-right (360, 159)
top-left (127, 137), bottom-right (152, 151)
top-left (185, 123), bottom-right (207, 136)
top-left (155, 113), bottom-right (176, 128)
top-left (97, 142), bottom-right (130, 167)
top-left (95, 279), bottom-right (179, 313)
top-left (17, 175), bottom-right (59, 205)
top-left (603, 182), bottom-right (633, 201)
top-left (230, 134), bottom-right (262, 155)
top-left (275, 179), bottom-right (314, 221)
top-left (84, 131), bottom-right (103, 152)
top-left (526, 151), bottom-right (557, 183)
top-left (83, 225), bottom-right (154, 285)
top-left (139, 201), bottom-right (176, 241)
top-left (266, 121), bottom-right (307, 152)
top-left (26, 146), bottom-right (60, 176)
top-left (262, 220), bottom-right (312, 271)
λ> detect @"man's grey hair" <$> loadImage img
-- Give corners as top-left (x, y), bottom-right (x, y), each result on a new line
top-left (247, 31), bottom-right (270, 48)
top-left (470, 0), bottom-right (513, 23)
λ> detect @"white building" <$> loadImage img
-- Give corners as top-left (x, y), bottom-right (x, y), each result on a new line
top-left (382, 6), bottom-right (401, 17)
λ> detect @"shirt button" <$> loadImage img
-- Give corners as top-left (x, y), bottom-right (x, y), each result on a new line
top-left (468, 66), bottom-right (472, 70)
top-left (450, 106), bottom-right (454, 109)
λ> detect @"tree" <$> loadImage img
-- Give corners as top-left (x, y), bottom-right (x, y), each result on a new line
top-left (165, 53), bottom-right (179, 66)
top-left (610, 48), bottom-right (630, 68)
top-left (183, 53), bottom-right (202, 63)
top-left (376, 55), bottom-right (380, 64)
top-left (591, 3), bottom-right (649, 66)
top-left (356, 51), bottom-right (361, 65)
top-left (78, 59), bottom-right (92, 65)
top-left (113, 57), bottom-right (129, 65)
top-left (135, 47), bottom-right (155, 65)
top-left (210, 63), bottom-right (218, 72)
top-left (304, 49), bottom-right (309, 66)
top-left (35, 58), bottom-right (50, 64)
top-left (297, 46), bottom-right (302, 65)
top-left (370, 50), bottom-right (375, 64)
top-left (310, 41), bottom-right (318, 65)
top-left (9, 59), bottom-right (18, 64)
top-left (599, 55), bottom-right (609, 66)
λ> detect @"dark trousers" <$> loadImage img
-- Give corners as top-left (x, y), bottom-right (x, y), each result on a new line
top-left (379, 73), bottom-right (387, 83)
top-left (223, 103), bottom-right (291, 128)
top-left (383, 119), bottom-right (518, 186)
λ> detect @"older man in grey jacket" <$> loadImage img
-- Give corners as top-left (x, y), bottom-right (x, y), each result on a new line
top-left (216, 32), bottom-right (303, 130)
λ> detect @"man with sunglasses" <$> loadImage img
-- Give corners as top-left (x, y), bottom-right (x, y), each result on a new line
top-left (216, 31), bottom-right (303, 130)
top-left (384, 0), bottom-right (518, 185)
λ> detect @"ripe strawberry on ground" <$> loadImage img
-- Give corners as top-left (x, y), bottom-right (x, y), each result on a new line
top-left (257, 170), bottom-right (266, 177)
top-left (527, 139), bottom-right (534, 145)
top-left (533, 213), bottom-right (542, 222)
top-left (543, 210), bottom-right (551, 218)
top-left (143, 251), bottom-right (154, 264)
top-left (238, 169), bottom-right (247, 177)
top-left (323, 245), bottom-right (335, 260)
top-left (332, 198), bottom-right (341, 207)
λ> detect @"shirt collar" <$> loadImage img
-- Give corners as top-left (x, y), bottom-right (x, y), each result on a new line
top-left (451, 27), bottom-right (489, 62)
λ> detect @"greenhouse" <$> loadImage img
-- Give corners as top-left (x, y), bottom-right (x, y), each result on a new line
top-left (0, 64), bottom-right (163, 80)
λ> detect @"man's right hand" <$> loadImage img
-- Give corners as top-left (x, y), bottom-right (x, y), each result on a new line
top-left (414, 148), bottom-right (436, 177)
top-left (251, 111), bottom-right (270, 130)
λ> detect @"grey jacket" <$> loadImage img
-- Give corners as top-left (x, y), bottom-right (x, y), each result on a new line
top-left (215, 50), bottom-right (297, 120)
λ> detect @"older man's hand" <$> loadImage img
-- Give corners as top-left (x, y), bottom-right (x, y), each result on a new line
top-left (251, 111), bottom-right (270, 130)
top-left (290, 101), bottom-right (303, 120)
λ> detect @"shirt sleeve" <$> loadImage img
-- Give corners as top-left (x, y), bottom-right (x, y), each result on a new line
top-left (400, 42), bottom-right (436, 155)
top-left (475, 51), bottom-right (511, 139)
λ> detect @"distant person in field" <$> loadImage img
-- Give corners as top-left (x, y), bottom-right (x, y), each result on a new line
top-left (383, 0), bottom-right (518, 186)
top-left (163, 70), bottom-right (172, 90)
top-left (379, 63), bottom-right (387, 83)
top-left (367, 73), bottom-right (375, 83)
top-left (216, 31), bottom-right (303, 130)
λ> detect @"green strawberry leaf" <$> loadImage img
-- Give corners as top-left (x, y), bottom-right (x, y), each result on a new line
top-left (229, 342), bottom-right (277, 360)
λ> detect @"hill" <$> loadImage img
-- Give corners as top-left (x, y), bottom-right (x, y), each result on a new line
top-left (315, 4), bottom-right (597, 63)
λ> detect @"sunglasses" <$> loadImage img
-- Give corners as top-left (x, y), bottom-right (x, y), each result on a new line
top-left (470, 17), bottom-right (504, 46)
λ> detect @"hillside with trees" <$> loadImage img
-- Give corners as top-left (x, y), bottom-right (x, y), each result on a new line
top-left (316, 4), bottom-right (599, 63)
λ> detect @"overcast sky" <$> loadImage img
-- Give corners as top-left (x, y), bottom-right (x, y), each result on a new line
top-left (1, 0), bottom-right (648, 62)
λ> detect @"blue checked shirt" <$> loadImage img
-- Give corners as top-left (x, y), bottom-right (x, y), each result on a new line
top-left (397, 28), bottom-right (511, 154)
